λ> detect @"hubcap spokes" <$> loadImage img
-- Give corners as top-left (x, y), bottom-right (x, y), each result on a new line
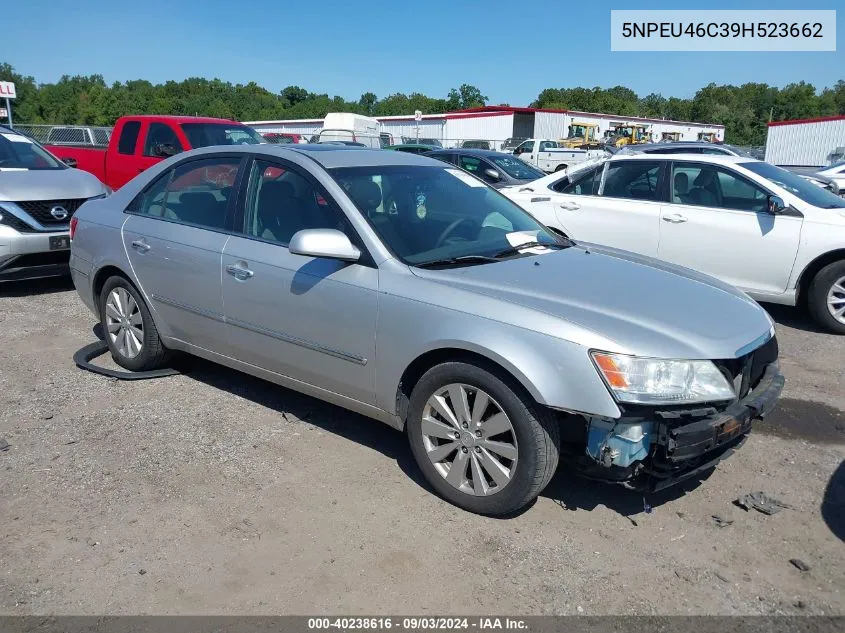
top-left (105, 287), bottom-right (143, 359)
top-left (421, 383), bottom-right (518, 496)
top-left (828, 277), bottom-right (845, 324)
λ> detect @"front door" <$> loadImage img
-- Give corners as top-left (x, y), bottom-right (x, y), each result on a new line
top-left (657, 160), bottom-right (802, 294)
top-left (121, 154), bottom-right (243, 353)
top-left (222, 157), bottom-right (378, 404)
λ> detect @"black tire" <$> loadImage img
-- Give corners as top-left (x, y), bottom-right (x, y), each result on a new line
top-left (554, 164), bottom-right (567, 172)
top-left (807, 260), bottom-right (845, 334)
top-left (406, 361), bottom-right (560, 516)
top-left (98, 275), bottom-right (171, 371)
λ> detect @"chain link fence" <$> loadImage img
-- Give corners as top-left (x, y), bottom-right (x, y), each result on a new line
top-left (13, 124), bottom-right (112, 147)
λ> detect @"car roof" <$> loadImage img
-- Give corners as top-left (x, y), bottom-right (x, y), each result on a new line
top-left (632, 141), bottom-right (733, 151)
top-left (611, 152), bottom-right (752, 165)
top-left (128, 115), bottom-right (240, 124)
top-left (428, 148), bottom-right (510, 157)
top-left (259, 145), bottom-right (442, 168)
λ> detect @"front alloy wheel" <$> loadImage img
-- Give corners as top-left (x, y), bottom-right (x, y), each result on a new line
top-left (421, 383), bottom-right (518, 496)
top-left (406, 361), bottom-right (560, 516)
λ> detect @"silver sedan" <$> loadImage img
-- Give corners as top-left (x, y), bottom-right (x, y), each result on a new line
top-left (69, 145), bottom-right (783, 515)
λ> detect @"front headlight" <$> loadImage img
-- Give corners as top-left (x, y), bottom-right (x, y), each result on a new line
top-left (591, 351), bottom-right (735, 405)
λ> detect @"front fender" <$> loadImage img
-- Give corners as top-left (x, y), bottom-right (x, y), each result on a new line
top-left (374, 289), bottom-right (622, 421)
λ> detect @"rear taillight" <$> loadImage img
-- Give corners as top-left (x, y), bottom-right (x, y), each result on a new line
top-left (69, 216), bottom-right (78, 240)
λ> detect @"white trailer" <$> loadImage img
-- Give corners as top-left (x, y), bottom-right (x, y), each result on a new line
top-left (765, 116), bottom-right (845, 167)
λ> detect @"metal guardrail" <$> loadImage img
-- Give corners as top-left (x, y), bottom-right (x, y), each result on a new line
top-left (14, 124), bottom-right (112, 147)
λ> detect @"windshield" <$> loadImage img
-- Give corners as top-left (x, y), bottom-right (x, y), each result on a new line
top-left (180, 123), bottom-right (265, 148)
top-left (741, 161), bottom-right (845, 209)
top-left (491, 155), bottom-right (544, 180)
top-left (0, 130), bottom-right (64, 170)
top-left (330, 165), bottom-right (559, 265)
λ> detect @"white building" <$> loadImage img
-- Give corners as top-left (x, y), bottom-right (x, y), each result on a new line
top-left (244, 106), bottom-right (724, 149)
top-left (765, 115), bottom-right (845, 167)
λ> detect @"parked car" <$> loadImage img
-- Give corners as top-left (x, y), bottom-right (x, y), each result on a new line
top-left (501, 153), bottom-right (845, 333)
top-left (402, 137), bottom-right (443, 148)
top-left (384, 143), bottom-right (441, 155)
top-left (499, 138), bottom-right (526, 154)
top-left (424, 148), bottom-right (545, 189)
top-left (69, 144), bottom-right (783, 515)
top-left (45, 115), bottom-right (266, 190)
top-left (512, 138), bottom-right (606, 173)
top-left (262, 132), bottom-right (306, 145)
top-left (0, 125), bottom-right (110, 281)
top-left (804, 161), bottom-right (845, 195)
top-left (461, 140), bottom-right (491, 150)
top-left (319, 140), bottom-right (367, 147)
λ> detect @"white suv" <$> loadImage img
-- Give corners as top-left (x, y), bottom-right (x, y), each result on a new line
top-left (502, 153), bottom-right (845, 333)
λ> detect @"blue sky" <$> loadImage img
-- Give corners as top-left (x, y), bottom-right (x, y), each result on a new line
top-left (5, 0), bottom-right (843, 105)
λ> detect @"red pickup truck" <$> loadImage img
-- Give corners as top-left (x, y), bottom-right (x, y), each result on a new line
top-left (45, 115), bottom-right (266, 190)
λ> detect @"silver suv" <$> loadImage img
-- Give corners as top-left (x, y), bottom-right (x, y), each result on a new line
top-left (69, 145), bottom-right (784, 515)
top-left (0, 126), bottom-right (109, 282)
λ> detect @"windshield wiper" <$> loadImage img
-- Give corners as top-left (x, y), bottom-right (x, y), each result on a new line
top-left (416, 255), bottom-right (499, 269)
top-left (493, 240), bottom-right (568, 259)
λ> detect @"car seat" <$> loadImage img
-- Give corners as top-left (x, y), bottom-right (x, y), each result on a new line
top-left (256, 180), bottom-right (305, 243)
top-left (171, 192), bottom-right (223, 227)
top-left (673, 172), bottom-right (691, 204)
top-left (689, 170), bottom-right (720, 206)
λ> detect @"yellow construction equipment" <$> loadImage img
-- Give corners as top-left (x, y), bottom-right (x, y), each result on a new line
top-left (605, 123), bottom-right (651, 148)
top-left (661, 131), bottom-right (681, 142)
top-left (561, 122), bottom-right (602, 149)
top-left (697, 131), bottom-right (718, 143)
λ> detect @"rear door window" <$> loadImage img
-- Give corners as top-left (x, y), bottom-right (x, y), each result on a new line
top-left (601, 161), bottom-right (664, 202)
top-left (117, 121), bottom-right (141, 155)
top-left (128, 157), bottom-right (241, 230)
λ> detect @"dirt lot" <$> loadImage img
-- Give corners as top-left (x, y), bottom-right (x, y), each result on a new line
top-left (1, 278), bottom-right (843, 615)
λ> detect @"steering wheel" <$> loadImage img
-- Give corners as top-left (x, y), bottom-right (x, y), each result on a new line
top-left (434, 217), bottom-right (476, 249)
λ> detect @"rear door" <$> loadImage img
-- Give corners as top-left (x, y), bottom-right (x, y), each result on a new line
top-left (221, 157), bottom-right (378, 404)
top-left (657, 160), bottom-right (802, 294)
top-left (121, 154), bottom-right (244, 354)
top-left (545, 160), bottom-right (666, 255)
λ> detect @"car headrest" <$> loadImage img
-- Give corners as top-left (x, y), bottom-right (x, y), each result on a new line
top-left (693, 169), bottom-right (715, 187)
top-left (673, 171), bottom-right (689, 195)
top-left (349, 179), bottom-right (382, 212)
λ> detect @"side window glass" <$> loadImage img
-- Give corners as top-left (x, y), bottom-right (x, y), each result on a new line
top-left (128, 171), bottom-right (172, 216)
top-left (602, 161), bottom-right (662, 201)
top-left (515, 141), bottom-right (532, 154)
top-left (140, 157), bottom-right (239, 228)
top-left (243, 159), bottom-right (349, 245)
top-left (117, 121), bottom-right (141, 155)
top-left (671, 162), bottom-right (767, 212)
top-left (459, 156), bottom-right (482, 174)
top-left (556, 166), bottom-right (600, 195)
top-left (143, 123), bottom-right (182, 157)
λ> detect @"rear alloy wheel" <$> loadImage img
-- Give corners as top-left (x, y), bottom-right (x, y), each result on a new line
top-left (407, 361), bottom-right (560, 516)
top-left (99, 276), bottom-right (171, 371)
top-left (808, 261), bottom-right (845, 334)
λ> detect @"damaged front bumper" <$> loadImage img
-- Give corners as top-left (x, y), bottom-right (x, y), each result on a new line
top-left (577, 362), bottom-right (784, 491)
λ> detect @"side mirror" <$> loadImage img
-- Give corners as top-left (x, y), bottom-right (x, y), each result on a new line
top-left (154, 143), bottom-right (178, 158)
top-left (767, 195), bottom-right (787, 215)
top-left (288, 228), bottom-right (361, 262)
top-left (483, 168), bottom-right (501, 182)
top-left (61, 157), bottom-right (78, 168)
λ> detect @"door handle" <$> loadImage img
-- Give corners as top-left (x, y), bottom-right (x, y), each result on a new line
top-left (559, 202), bottom-right (580, 210)
top-left (131, 239), bottom-right (151, 253)
top-left (662, 213), bottom-right (688, 223)
top-left (226, 263), bottom-right (254, 281)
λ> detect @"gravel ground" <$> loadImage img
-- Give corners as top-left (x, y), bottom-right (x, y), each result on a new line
top-left (0, 278), bottom-right (843, 615)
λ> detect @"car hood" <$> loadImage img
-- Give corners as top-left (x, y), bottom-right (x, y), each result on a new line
top-left (412, 244), bottom-right (774, 360)
top-left (0, 168), bottom-right (106, 201)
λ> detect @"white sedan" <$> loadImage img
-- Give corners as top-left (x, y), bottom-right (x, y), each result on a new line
top-left (501, 153), bottom-right (845, 333)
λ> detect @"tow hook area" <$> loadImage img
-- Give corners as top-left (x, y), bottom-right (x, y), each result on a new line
top-left (586, 418), bottom-right (653, 469)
